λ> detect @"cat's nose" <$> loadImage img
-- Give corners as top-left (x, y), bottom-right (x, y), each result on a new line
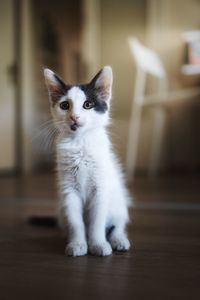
top-left (70, 115), bottom-right (80, 122)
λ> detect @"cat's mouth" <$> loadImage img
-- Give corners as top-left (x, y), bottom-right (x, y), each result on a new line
top-left (70, 124), bottom-right (78, 131)
top-left (70, 122), bottom-right (81, 131)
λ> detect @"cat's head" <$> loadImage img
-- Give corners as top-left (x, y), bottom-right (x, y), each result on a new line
top-left (44, 66), bottom-right (113, 135)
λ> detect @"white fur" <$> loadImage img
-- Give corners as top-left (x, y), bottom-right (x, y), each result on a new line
top-left (44, 66), bottom-right (131, 256)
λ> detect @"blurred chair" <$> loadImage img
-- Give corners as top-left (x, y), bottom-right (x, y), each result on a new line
top-left (126, 38), bottom-right (200, 179)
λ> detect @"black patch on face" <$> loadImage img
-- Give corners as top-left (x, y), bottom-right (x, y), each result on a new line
top-left (49, 74), bottom-right (71, 106)
top-left (79, 83), bottom-right (108, 114)
top-left (53, 74), bottom-right (71, 95)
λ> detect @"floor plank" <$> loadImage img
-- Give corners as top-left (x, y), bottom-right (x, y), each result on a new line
top-left (0, 175), bottom-right (200, 300)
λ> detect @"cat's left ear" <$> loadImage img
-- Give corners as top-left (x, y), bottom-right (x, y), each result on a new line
top-left (44, 68), bottom-right (66, 104)
top-left (90, 66), bottom-right (113, 103)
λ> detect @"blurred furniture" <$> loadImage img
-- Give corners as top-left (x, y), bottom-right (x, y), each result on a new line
top-left (181, 31), bottom-right (200, 77)
top-left (181, 64), bottom-right (200, 75)
top-left (126, 38), bottom-right (200, 179)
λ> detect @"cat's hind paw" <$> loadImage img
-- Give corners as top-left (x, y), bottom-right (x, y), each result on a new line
top-left (89, 241), bottom-right (112, 256)
top-left (65, 242), bottom-right (88, 257)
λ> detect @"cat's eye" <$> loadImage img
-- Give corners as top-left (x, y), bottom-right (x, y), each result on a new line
top-left (60, 101), bottom-right (69, 110)
top-left (83, 100), bottom-right (94, 110)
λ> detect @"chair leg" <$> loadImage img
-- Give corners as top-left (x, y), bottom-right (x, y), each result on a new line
top-left (126, 105), bottom-right (142, 181)
top-left (148, 108), bottom-right (166, 177)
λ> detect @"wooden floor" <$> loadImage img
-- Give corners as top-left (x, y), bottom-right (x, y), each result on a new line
top-left (0, 174), bottom-right (200, 300)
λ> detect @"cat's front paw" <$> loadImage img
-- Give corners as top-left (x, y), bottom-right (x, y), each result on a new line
top-left (65, 241), bottom-right (88, 257)
top-left (109, 236), bottom-right (131, 252)
top-left (89, 241), bottom-right (112, 256)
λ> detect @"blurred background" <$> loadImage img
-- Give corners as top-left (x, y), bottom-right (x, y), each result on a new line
top-left (1, 0), bottom-right (200, 181)
top-left (1, 1), bottom-right (200, 298)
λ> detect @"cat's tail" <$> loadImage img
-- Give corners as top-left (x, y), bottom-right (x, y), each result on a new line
top-left (28, 216), bottom-right (58, 227)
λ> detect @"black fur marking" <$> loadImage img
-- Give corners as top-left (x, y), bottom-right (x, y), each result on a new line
top-left (54, 74), bottom-right (70, 94)
top-left (79, 83), bottom-right (108, 114)
top-left (50, 74), bottom-right (71, 106)
top-left (106, 225), bottom-right (115, 239)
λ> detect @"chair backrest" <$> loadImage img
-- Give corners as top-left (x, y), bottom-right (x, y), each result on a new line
top-left (128, 37), bottom-right (168, 102)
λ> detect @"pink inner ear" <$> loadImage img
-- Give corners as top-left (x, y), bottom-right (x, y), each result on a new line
top-left (94, 67), bottom-right (112, 102)
top-left (95, 77), bottom-right (112, 103)
top-left (48, 83), bottom-right (61, 94)
top-left (96, 86), bottom-right (110, 103)
top-left (47, 82), bottom-right (63, 106)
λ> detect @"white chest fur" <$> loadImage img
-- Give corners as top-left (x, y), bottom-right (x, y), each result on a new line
top-left (56, 129), bottom-right (113, 201)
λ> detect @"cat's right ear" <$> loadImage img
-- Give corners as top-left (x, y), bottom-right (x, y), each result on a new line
top-left (44, 68), bottom-right (66, 104)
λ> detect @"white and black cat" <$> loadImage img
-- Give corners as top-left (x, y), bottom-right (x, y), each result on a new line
top-left (44, 66), bottom-right (131, 256)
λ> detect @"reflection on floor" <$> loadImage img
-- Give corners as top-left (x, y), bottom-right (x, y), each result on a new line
top-left (0, 173), bottom-right (200, 300)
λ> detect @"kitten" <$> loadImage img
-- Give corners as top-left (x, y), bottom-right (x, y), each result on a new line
top-left (44, 66), bottom-right (131, 256)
